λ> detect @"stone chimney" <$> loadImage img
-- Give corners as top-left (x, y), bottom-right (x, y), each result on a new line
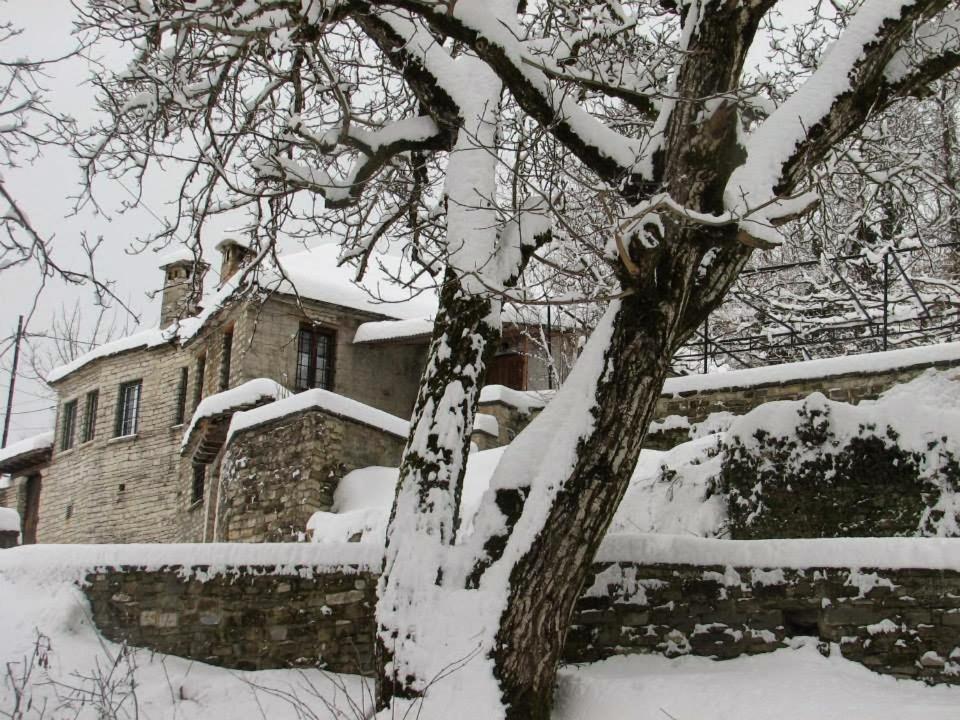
top-left (159, 250), bottom-right (208, 327)
top-left (215, 238), bottom-right (254, 287)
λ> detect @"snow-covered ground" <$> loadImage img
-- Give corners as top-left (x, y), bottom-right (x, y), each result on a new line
top-left (1, 569), bottom-right (957, 719)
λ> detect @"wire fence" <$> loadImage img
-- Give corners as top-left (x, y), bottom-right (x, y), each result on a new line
top-left (673, 241), bottom-right (960, 374)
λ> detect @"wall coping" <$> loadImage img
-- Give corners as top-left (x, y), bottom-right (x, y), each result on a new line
top-left (225, 388), bottom-right (410, 446)
top-left (661, 342), bottom-right (960, 397)
top-left (0, 542), bottom-right (380, 584)
top-left (597, 533), bottom-right (960, 570)
top-left (5, 535), bottom-right (959, 587)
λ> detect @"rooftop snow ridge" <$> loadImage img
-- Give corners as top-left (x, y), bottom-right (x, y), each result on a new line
top-left (226, 388), bottom-right (410, 444)
top-left (0, 431), bottom-right (54, 466)
top-left (478, 385), bottom-right (551, 412)
top-left (46, 244), bottom-right (439, 384)
top-left (353, 318), bottom-right (434, 344)
top-left (181, 379), bottom-right (290, 449)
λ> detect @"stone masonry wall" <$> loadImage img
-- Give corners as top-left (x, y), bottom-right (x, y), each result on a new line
top-left (217, 407), bottom-right (406, 542)
top-left (654, 360), bottom-right (957, 428)
top-left (40, 345), bottom-right (187, 544)
top-left (568, 561), bottom-right (960, 684)
top-left (80, 555), bottom-right (960, 685)
top-left (84, 565), bottom-right (376, 673)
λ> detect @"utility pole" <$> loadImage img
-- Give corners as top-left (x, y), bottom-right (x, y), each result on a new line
top-left (2, 315), bottom-right (24, 448)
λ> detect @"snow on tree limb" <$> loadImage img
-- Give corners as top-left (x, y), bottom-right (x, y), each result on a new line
top-left (725, 0), bottom-right (959, 248)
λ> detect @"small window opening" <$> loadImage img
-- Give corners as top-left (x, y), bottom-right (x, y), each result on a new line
top-left (115, 380), bottom-right (142, 437)
top-left (193, 355), bottom-right (206, 409)
top-left (174, 367), bottom-right (189, 425)
top-left (219, 329), bottom-right (233, 391)
top-left (191, 465), bottom-right (206, 505)
top-left (60, 400), bottom-right (77, 450)
top-left (782, 609), bottom-right (820, 637)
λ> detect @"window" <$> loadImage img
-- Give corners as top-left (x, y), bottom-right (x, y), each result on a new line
top-left (174, 367), bottom-right (188, 425)
top-left (295, 326), bottom-right (335, 391)
top-left (80, 390), bottom-right (99, 443)
top-left (219, 329), bottom-right (233, 391)
top-left (115, 380), bottom-right (142, 437)
top-left (191, 464), bottom-right (205, 505)
top-left (60, 400), bottom-right (77, 450)
top-left (193, 355), bottom-right (206, 409)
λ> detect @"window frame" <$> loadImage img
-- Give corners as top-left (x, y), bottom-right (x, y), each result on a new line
top-left (174, 367), bottom-right (189, 425)
top-left (60, 399), bottom-right (77, 451)
top-left (295, 324), bottom-right (336, 392)
top-left (219, 328), bottom-right (233, 392)
top-left (114, 380), bottom-right (143, 437)
top-left (193, 355), bottom-right (206, 410)
top-left (80, 390), bottom-right (99, 443)
top-left (191, 464), bottom-right (205, 505)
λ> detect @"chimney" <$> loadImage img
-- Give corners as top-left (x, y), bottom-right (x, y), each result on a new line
top-left (158, 250), bottom-right (208, 327)
top-left (215, 238), bottom-right (253, 287)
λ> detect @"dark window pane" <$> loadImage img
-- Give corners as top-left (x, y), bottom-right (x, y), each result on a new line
top-left (296, 329), bottom-right (313, 391)
top-left (81, 390), bottom-right (98, 443)
top-left (219, 331), bottom-right (233, 391)
top-left (61, 400), bottom-right (77, 450)
top-left (116, 380), bottom-right (142, 437)
top-left (192, 464), bottom-right (205, 504)
top-left (174, 367), bottom-right (188, 425)
top-left (193, 356), bottom-right (206, 410)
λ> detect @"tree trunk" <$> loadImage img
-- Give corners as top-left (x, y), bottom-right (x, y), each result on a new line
top-left (491, 245), bottom-right (703, 716)
top-left (375, 270), bottom-right (501, 708)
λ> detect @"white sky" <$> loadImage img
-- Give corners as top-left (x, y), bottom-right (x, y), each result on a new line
top-left (1, 0), bottom-right (242, 443)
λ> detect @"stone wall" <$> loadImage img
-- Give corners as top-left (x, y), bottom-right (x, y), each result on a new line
top-left (569, 560), bottom-right (960, 684)
top-left (40, 344), bottom-right (187, 544)
top-left (652, 356), bottom-right (960, 431)
top-left (217, 407), bottom-right (406, 542)
top-left (84, 565), bottom-right (376, 673)
top-left (476, 399), bottom-right (542, 447)
top-left (77, 546), bottom-right (960, 685)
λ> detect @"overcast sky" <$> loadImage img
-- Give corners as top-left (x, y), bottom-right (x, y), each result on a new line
top-left (0, 1), bottom-right (236, 443)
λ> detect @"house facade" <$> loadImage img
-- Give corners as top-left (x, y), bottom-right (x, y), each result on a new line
top-left (0, 241), bottom-right (571, 544)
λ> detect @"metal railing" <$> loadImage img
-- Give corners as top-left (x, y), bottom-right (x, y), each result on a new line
top-left (673, 242), bottom-right (960, 374)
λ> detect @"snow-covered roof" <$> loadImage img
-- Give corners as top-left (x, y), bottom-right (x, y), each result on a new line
top-left (663, 341), bottom-right (960, 396)
top-left (0, 431), bottom-right (54, 475)
top-left (47, 243), bottom-right (438, 384)
top-left (0, 507), bottom-right (20, 534)
top-left (157, 246), bottom-right (204, 268)
top-left (227, 388), bottom-right (409, 444)
top-left (354, 318), bottom-right (434, 344)
top-left (478, 385), bottom-right (550, 413)
top-left (473, 413), bottom-right (500, 437)
top-left (181, 379), bottom-right (289, 451)
top-left (214, 237), bottom-right (252, 251)
top-left (47, 328), bottom-right (175, 384)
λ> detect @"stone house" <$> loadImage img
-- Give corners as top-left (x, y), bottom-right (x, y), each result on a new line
top-left (0, 241), bottom-right (573, 544)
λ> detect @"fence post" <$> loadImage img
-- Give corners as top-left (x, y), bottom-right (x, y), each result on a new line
top-left (882, 251), bottom-right (890, 351)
